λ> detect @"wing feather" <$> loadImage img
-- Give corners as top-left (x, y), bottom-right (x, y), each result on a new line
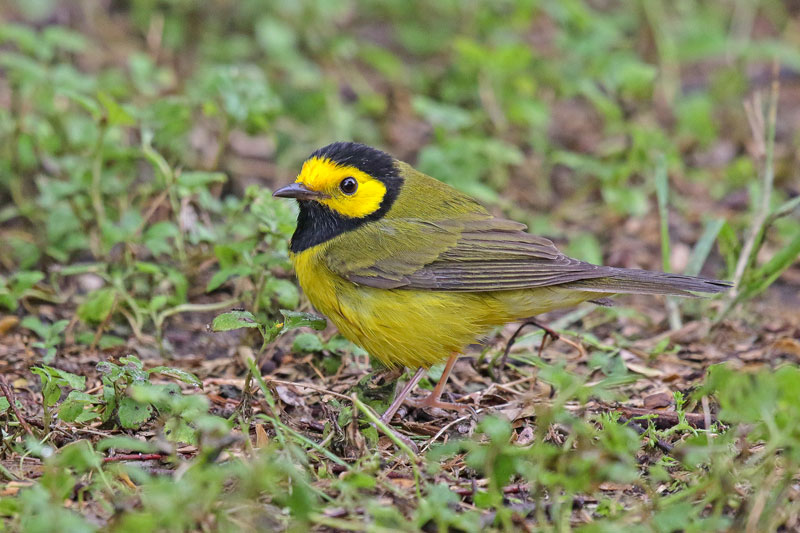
top-left (323, 216), bottom-right (617, 291)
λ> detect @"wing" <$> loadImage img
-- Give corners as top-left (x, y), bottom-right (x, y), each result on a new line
top-left (322, 216), bottom-right (614, 291)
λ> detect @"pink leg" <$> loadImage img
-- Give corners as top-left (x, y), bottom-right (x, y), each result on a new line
top-left (405, 354), bottom-right (468, 411)
top-left (380, 367), bottom-right (426, 423)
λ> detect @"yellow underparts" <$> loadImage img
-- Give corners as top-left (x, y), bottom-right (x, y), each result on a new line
top-left (292, 245), bottom-right (599, 369)
top-left (296, 157), bottom-right (387, 219)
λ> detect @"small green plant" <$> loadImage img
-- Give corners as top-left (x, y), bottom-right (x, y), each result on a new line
top-left (0, 272), bottom-right (46, 311)
top-left (211, 308), bottom-right (326, 352)
top-left (20, 316), bottom-right (68, 362)
top-left (96, 355), bottom-right (203, 434)
top-left (30, 365), bottom-right (85, 431)
top-left (716, 79), bottom-right (800, 320)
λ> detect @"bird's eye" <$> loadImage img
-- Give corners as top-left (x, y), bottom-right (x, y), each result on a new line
top-left (339, 177), bottom-right (358, 195)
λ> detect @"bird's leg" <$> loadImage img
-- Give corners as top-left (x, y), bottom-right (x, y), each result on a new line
top-left (380, 366), bottom-right (426, 424)
top-left (405, 353), bottom-right (468, 411)
top-left (498, 318), bottom-right (560, 370)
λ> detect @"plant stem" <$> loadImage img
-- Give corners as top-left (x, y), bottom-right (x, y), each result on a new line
top-left (141, 136), bottom-right (187, 264)
top-left (0, 377), bottom-right (34, 437)
top-left (351, 394), bottom-right (422, 500)
top-left (91, 121), bottom-right (109, 232)
top-left (154, 298), bottom-right (239, 331)
top-left (719, 61), bottom-right (779, 320)
top-left (248, 359), bottom-right (349, 468)
top-left (655, 153), bottom-right (682, 330)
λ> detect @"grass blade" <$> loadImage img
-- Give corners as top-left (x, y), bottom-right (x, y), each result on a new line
top-left (685, 218), bottom-right (725, 277)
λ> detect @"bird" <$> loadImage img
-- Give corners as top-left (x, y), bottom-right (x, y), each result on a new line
top-left (273, 141), bottom-right (731, 423)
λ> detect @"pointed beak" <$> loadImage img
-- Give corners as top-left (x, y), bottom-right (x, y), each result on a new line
top-left (272, 183), bottom-right (329, 201)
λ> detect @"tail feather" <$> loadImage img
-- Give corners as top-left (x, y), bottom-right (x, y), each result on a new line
top-left (566, 267), bottom-right (732, 297)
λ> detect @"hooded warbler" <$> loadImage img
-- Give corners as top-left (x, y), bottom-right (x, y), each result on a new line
top-left (273, 142), bottom-right (730, 421)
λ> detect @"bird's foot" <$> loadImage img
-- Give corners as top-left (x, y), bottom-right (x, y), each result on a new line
top-left (405, 395), bottom-right (469, 411)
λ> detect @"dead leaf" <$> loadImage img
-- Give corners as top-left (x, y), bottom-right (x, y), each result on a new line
top-left (275, 385), bottom-right (302, 406)
top-left (255, 423), bottom-right (269, 448)
top-left (599, 481), bottom-right (634, 491)
top-left (389, 477), bottom-right (416, 489)
top-left (643, 392), bottom-right (673, 409)
top-left (0, 316), bottom-right (19, 335)
top-left (0, 481), bottom-right (32, 496)
top-left (625, 361), bottom-right (664, 378)
top-left (515, 426), bottom-right (535, 446)
top-left (770, 337), bottom-right (800, 359)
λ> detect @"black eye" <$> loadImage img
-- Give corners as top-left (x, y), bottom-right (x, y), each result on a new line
top-left (339, 177), bottom-right (358, 195)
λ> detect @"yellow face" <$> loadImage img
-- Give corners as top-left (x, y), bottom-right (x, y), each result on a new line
top-left (296, 156), bottom-right (387, 219)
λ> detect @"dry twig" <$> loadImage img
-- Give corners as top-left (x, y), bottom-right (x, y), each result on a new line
top-left (0, 376), bottom-right (34, 437)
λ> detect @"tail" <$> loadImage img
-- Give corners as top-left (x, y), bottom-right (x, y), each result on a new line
top-left (565, 267), bottom-right (732, 297)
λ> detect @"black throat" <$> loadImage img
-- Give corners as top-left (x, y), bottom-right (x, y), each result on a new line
top-left (288, 142), bottom-right (403, 253)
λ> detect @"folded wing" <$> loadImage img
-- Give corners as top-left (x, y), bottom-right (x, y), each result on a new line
top-left (323, 216), bottom-right (730, 296)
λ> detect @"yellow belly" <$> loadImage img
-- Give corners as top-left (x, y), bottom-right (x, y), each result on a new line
top-left (291, 246), bottom-right (596, 369)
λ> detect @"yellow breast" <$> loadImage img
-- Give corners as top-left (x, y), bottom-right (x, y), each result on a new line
top-left (291, 244), bottom-right (595, 369)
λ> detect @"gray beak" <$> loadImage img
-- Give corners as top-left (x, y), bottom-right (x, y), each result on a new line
top-left (272, 183), bottom-right (329, 201)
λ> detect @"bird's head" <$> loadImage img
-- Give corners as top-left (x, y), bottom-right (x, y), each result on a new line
top-left (273, 142), bottom-right (404, 252)
top-left (273, 142), bottom-right (402, 219)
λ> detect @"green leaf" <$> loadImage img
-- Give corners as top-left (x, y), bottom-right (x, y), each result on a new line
top-left (717, 221), bottom-right (741, 276)
top-left (149, 366), bottom-right (202, 387)
top-left (53, 368), bottom-right (86, 391)
top-left (206, 265), bottom-right (252, 292)
top-left (47, 320), bottom-right (69, 340)
top-left (685, 218), bottom-right (725, 277)
top-left (97, 334), bottom-right (126, 350)
top-left (42, 26), bottom-right (88, 53)
top-left (119, 355), bottom-right (148, 383)
top-left (746, 232), bottom-right (800, 297)
top-left (54, 440), bottom-right (101, 471)
top-left (119, 355), bottom-right (144, 369)
top-left (42, 382), bottom-right (63, 407)
top-left (117, 397), bottom-right (153, 429)
top-left (31, 366), bottom-right (86, 399)
top-left (101, 384), bottom-right (117, 423)
top-left (412, 96), bottom-right (474, 130)
top-left (177, 171), bottom-right (227, 191)
top-left (75, 410), bottom-right (101, 423)
top-left (76, 288), bottom-right (116, 324)
top-left (97, 91), bottom-right (135, 126)
top-left (134, 261), bottom-right (163, 275)
top-left (149, 294), bottom-right (168, 312)
top-left (261, 278), bottom-right (299, 309)
top-left (58, 391), bottom-right (94, 423)
top-left (565, 233), bottom-right (603, 265)
top-left (211, 310), bottom-right (258, 331)
top-left (97, 361), bottom-right (124, 382)
top-left (279, 310), bottom-right (326, 332)
top-left (58, 401), bottom-right (84, 422)
top-left (20, 316), bottom-right (48, 338)
top-left (163, 418), bottom-right (197, 445)
top-left (143, 221), bottom-right (180, 256)
top-left (57, 88), bottom-right (101, 119)
top-left (292, 332), bottom-right (325, 353)
top-left (12, 271), bottom-right (44, 293)
top-left (654, 154), bottom-right (671, 273)
top-left (0, 397), bottom-right (9, 413)
top-left (62, 391), bottom-right (98, 403)
top-left (479, 415), bottom-right (512, 443)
